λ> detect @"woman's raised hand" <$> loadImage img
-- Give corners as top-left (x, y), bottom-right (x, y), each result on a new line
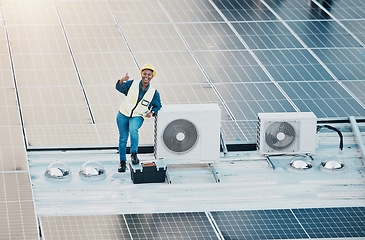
top-left (119, 72), bottom-right (129, 84)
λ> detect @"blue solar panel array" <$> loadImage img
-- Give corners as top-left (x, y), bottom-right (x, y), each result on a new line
top-left (152, 0), bottom-right (365, 142)
top-left (2, 0), bottom-right (364, 146)
top-left (40, 207), bottom-right (365, 240)
top-left (211, 207), bottom-right (365, 239)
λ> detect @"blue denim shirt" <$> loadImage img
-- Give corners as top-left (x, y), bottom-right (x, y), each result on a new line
top-left (116, 79), bottom-right (162, 115)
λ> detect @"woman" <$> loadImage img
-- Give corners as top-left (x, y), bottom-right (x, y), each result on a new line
top-left (115, 63), bottom-right (162, 172)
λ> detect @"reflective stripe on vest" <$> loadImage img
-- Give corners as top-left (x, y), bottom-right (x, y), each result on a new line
top-left (119, 80), bottom-right (156, 118)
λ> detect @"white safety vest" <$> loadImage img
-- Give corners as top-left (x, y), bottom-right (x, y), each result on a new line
top-left (119, 80), bottom-right (156, 118)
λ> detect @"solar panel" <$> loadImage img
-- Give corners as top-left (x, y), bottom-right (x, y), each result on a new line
top-left (0, 88), bottom-right (21, 126)
top-left (212, 0), bottom-right (277, 21)
top-left (0, 54), bottom-right (15, 88)
top-left (342, 20), bottom-right (365, 45)
top-left (312, 48), bottom-right (365, 81)
top-left (263, 0), bottom-right (329, 20)
top-left (121, 23), bottom-right (188, 52)
top-left (7, 25), bottom-right (69, 54)
top-left (232, 22), bottom-right (303, 49)
top-left (279, 81), bottom-right (365, 118)
top-left (0, 143), bottom-right (28, 172)
top-left (3, 1), bottom-right (60, 25)
top-left (40, 215), bottom-right (131, 240)
top-left (25, 124), bottom-right (101, 148)
top-left (317, 0), bottom-right (365, 20)
top-left (0, 173), bottom-right (39, 240)
top-left (63, 24), bottom-right (129, 53)
top-left (3, 0), bottom-right (364, 148)
top-left (211, 207), bottom-right (365, 240)
top-left (292, 207), bottom-right (365, 239)
top-left (125, 212), bottom-right (219, 239)
top-left (287, 20), bottom-right (361, 48)
top-left (194, 51), bottom-right (271, 83)
top-left (110, 0), bottom-right (171, 24)
top-left (160, 0), bottom-right (224, 22)
top-left (343, 81), bottom-right (365, 106)
top-left (211, 209), bottom-right (309, 240)
top-left (177, 22), bottom-right (245, 51)
top-left (55, 1), bottom-right (115, 25)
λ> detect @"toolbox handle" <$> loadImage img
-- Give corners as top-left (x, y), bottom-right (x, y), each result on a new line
top-left (141, 162), bottom-right (156, 167)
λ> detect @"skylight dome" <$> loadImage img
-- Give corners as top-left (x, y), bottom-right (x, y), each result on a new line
top-left (289, 155), bottom-right (313, 170)
top-left (79, 161), bottom-right (105, 178)
top-left (45, 162), bottom-right (71, 179)
top-left (321, 155), bottom-right (345, 170)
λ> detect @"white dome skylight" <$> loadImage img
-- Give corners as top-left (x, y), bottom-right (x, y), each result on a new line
top-left (79, 161), bottom-right (106, 178)
top-left (45, 162), bottom-right (71, 179)
top-left (321, 155), bottom-right (344, 170)
top-left (289, 155), bottom-right (313, 170)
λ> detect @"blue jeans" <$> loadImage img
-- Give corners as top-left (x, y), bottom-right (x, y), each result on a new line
top-left (116, 112), bottom-right (144, 162)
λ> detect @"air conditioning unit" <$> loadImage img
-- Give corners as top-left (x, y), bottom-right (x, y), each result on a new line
top-left (257, 112), bottom-right (317, 155)
top-left (154, 104), bottom-right (221, 164)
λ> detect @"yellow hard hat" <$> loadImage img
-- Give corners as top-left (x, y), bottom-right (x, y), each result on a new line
top-left (140, 63), bottom-right (156, 77)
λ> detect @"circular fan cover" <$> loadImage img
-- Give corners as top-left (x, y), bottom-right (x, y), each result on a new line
top-left (162, 119), bottom-right (198, 153)
top-left (265, 122), bottom-right (296, 150)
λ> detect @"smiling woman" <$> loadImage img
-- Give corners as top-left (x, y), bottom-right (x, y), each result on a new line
top-left (115, 64), bottom-right (162, 172)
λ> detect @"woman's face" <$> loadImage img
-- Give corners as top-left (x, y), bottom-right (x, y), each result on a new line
top-left (141, 69), bottom-right (154, 84)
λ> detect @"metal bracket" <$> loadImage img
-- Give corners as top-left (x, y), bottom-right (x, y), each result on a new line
top-left (265, 155), bottom-right (276, 170)
top-left (220, 128), bottom-right (228, 156)
top-left (209, 163), bottom-right (220, 183)
top-left (165, 170), bottom-right (171, 184)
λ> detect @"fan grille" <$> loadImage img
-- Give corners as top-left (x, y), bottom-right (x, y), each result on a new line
top-left (162, 119), bottom-right (198, 153)
top-left (265, 121), bottom-right (296, 150)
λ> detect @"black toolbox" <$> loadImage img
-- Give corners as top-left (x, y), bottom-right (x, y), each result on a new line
top-left (130, 160), bottom-right (167, 184)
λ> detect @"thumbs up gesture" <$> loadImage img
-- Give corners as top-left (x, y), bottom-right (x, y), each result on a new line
top-left (119, 73), bottom-right (129, 84)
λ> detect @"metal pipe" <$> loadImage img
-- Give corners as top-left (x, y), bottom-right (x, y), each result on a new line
top-left (349, 116), bottom-right (365, 166)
